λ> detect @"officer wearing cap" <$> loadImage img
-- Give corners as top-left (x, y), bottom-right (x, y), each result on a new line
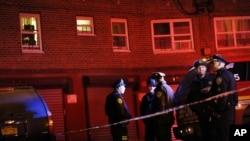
top-left (151, 72), bottom-right (174, 101)
top-left (187, 59), bottom-right (214, 141)
top-left (209, 54), bottom-right (238, 141)
top-left (151, 72), bottom-right (175, 141)
top-left (140, 78), bottom-right (157, 141)
top-left (105, 78), bottom-right (132, 141)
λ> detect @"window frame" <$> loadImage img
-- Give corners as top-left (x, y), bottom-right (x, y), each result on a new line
top-left (19, 13), bottom-right (43, 53)
top-left (76, 16), bottom-right (95, 36)
top-left (151, 19), bottom-right (194, 54)
top-left (214, 16), bottom-right (250, 50)
top-left (111, 18), bottom-right (130, 52)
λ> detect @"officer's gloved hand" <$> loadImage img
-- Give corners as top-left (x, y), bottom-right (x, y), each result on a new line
top-left (201, 86), bottom-right (211, 94)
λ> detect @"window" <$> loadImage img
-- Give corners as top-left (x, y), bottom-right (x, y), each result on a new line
top-left (111, 18), bottom-right (130, 52)
top-left (214, 16), bottom-right (250, 50)
top-left (151, 19), bottom-right (194, 54)
top-left (19, 13), bottom-right (43, 53)
top-left (76, 16), bottom-right (95, 36)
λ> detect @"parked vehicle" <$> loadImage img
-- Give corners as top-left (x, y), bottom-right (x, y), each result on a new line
top-left (0, 86), bottom-right (56, 141)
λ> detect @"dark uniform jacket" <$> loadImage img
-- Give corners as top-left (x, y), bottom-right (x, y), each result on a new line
top-left (211, 67), bottom-right (238, 113)
top-left (140, 92), bottom-right (155, 125)
top-left (187, 72), bottom-right (214, 120)
top-left (152, 81), bottom-right (175, 126)
top-left (105, 90), bottom-right (131, 124)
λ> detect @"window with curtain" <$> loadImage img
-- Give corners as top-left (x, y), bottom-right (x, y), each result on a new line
top-left (214, 16), bottom-right (250, 49)
top-left (76, 16), bottom-right (94, 36)
top-left (151, 19), bottom-right (194, 54)
top-left (111, 18), bottom-right (130, 52)
top-left (20, 13), bottom-right (43, 53)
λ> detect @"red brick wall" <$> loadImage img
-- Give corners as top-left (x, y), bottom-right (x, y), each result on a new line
top-left (1, 0), bottom-right (250, 72)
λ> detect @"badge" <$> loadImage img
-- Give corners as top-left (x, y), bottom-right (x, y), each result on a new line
top-left (117, 98), bottom-right (123, 104)
top-left (156, 91), bottom-right (162, 97)
top-left (216, 77), bottom-right (222, 85)
top-left (208, 81), bottom-right (212, 86)
top-left (217, 87), bottom-right (221, 92)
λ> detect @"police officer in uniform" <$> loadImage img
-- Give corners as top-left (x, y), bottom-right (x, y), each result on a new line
top-left (105, 78), bottom-right (132, 141)
top-left (140, 78), bottom-right (157, 141)
top-left (187, 60), bottom-right (214, 141)
top-left (210, 54), bottom-right (238, 141)
top-left (151, 72), bottom-right (175, 141)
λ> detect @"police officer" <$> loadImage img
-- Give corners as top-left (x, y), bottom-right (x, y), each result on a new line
top-left (187, 60), bottom-right (214, 141)
top-left (105, 78), bottom-right (132, 141)
top-left (140, 78), bottom-right (157, 141)
top-left (151, 72), bottom-right (175, 141)
top-left (210, 54), bottom-right (238, 141)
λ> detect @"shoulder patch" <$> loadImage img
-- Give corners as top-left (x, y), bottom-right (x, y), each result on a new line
top-left (156, 91), bottom-right (162, 97)
top-left (117, 98), bottom-right (123, 104)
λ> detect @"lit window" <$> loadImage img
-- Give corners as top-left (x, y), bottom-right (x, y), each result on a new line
top-left (20, 13), bottom-right (43, 53)
top-left (76, 16), bottom-right (94, 36)
top-left (214, 16), bottom-right (250, 50)
top-left (111, 18), bottom-right (130, 52)
top-left (151, 19), bottom-right (194, 54)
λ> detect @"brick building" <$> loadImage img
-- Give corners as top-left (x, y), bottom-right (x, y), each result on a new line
top-left (0, 0), bottom-right (250, 140)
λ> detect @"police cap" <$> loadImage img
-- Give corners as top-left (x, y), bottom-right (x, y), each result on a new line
top-left (147, 78), bottom-right (157, 87)
top-left (112, 78), bottom-right (126, 89)
top-left (193, 60), bottom-right (207, 68)
top-left (211, 54), bottom-right (229, 65)
top-left (151, 72), bottom-right (166, 79)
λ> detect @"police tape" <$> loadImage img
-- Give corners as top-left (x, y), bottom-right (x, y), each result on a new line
top-left (55, 86), bottom-right (250, 135)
